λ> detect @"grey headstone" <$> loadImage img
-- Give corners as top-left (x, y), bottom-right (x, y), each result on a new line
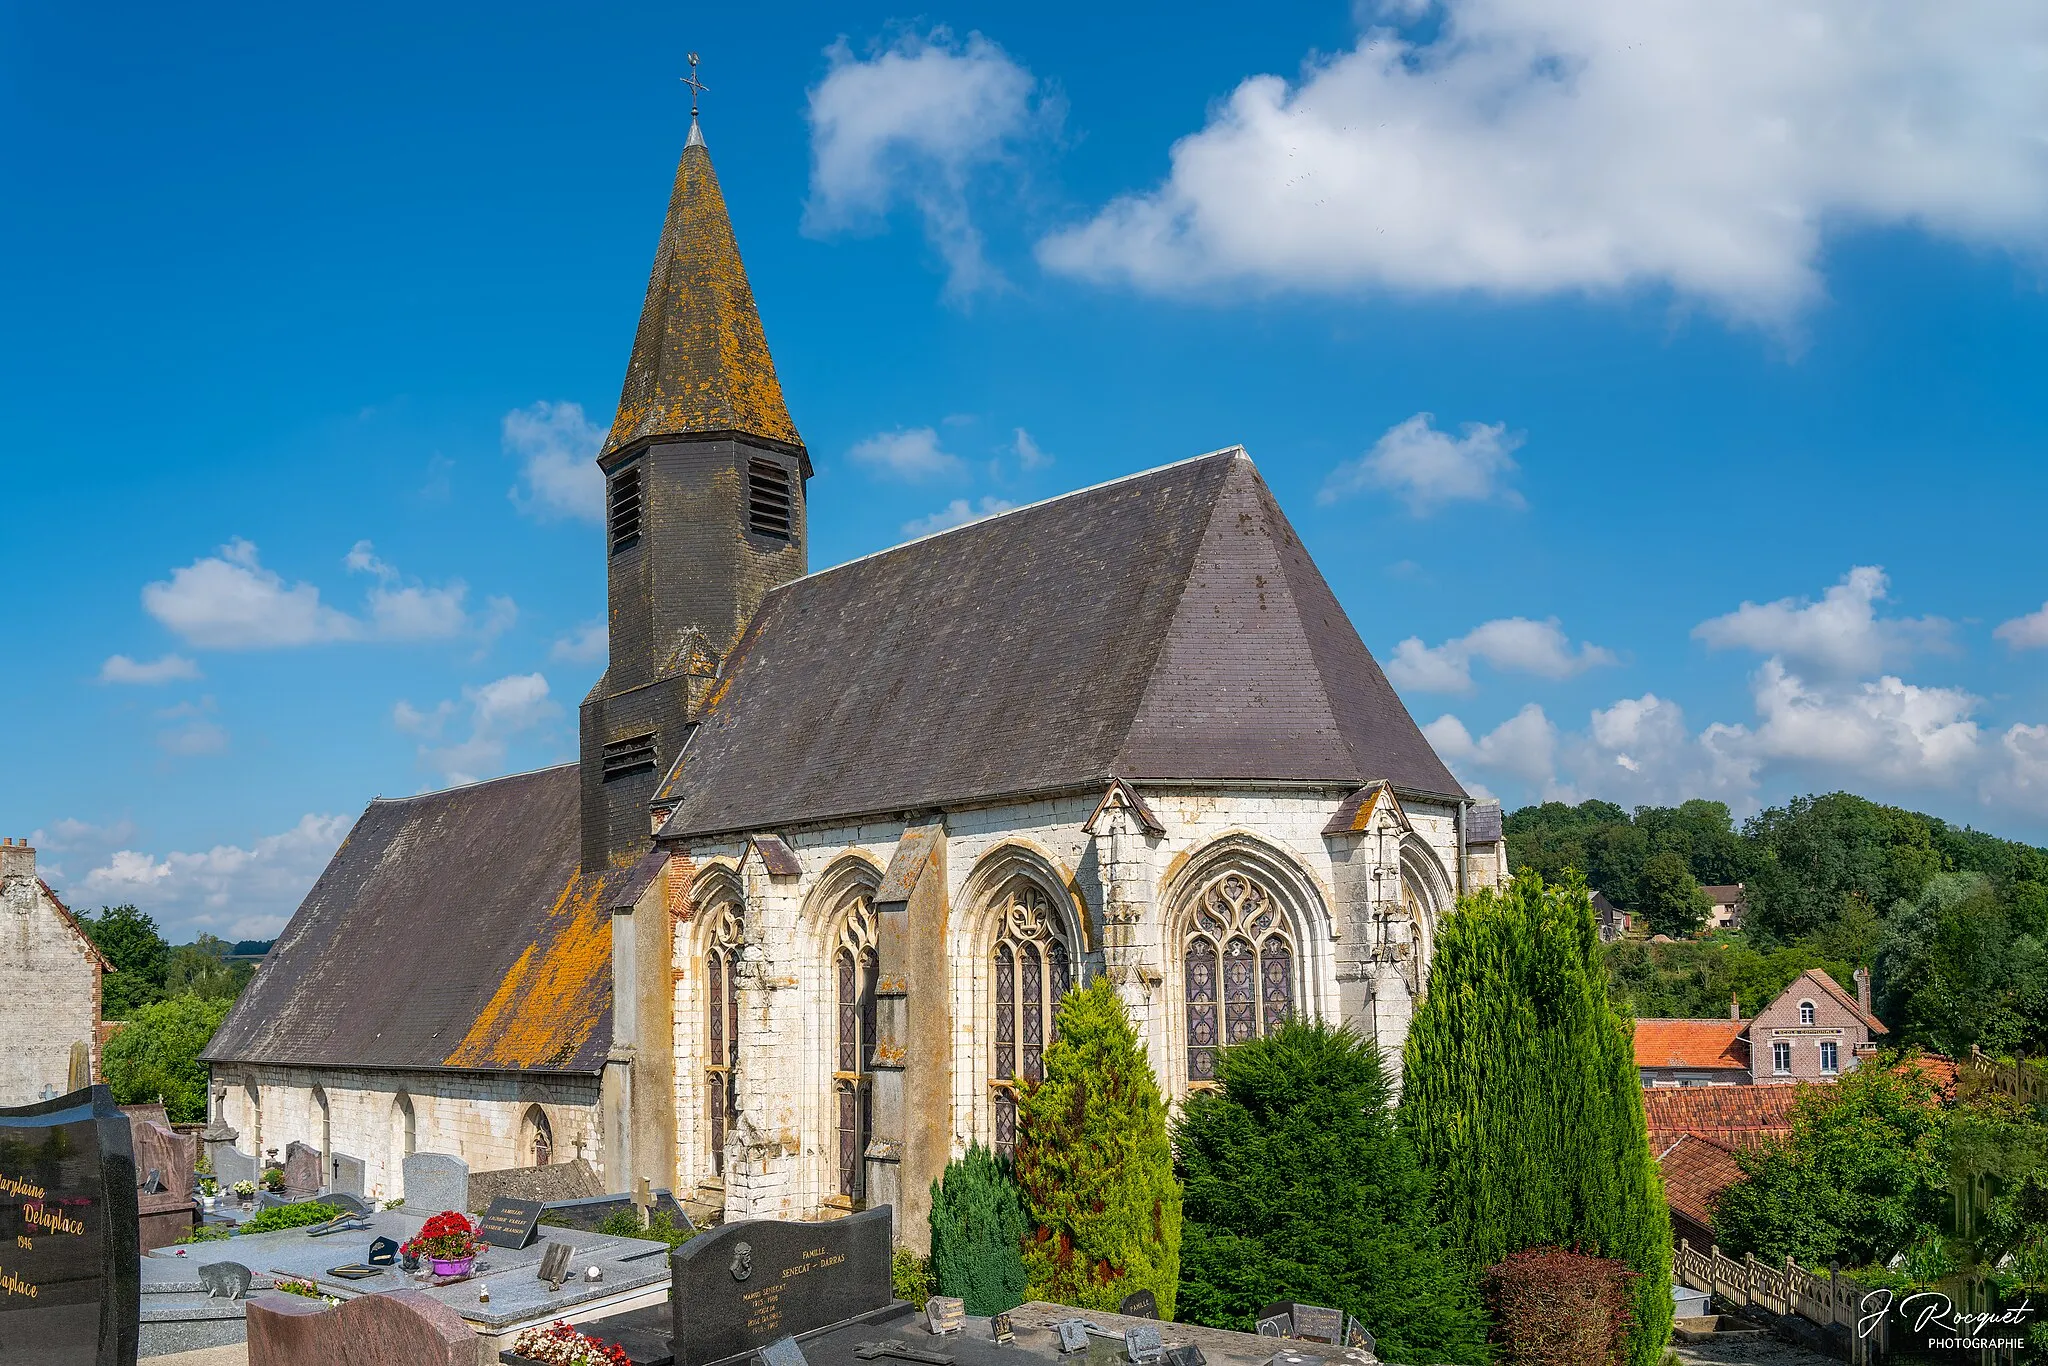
top-left (1056, 1321), bottom-right (1091, 1354)
top-left (402, 1151), bottom-right (469, 1215)
top-left (1124, 1325), bottom-right (1165, 1365)
top-left (210, 1143), bottom-right (257, 1186)
top-left (323, 1191), bottom-right (372, 1216)
top-left (328, 1150), bottom-right (365, 1196)
top-left (198, 1261), bottom-right (252, 1301)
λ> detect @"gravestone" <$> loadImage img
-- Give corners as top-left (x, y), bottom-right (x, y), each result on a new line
top-left (1257, 1302), bottom-right (1343, 1345)
top-left (327, 1151), bottom-right (365, 1197)
top-left (403, 1152), bottom-right (469, 1216)
top-left (536, 1240), bottom-right (572, 1290)
top-left (1118, 1288), bottom-right (1158, 1320)
top-left (669, 1204), bottom-right (894, 1366)
top-left (208, 1143), bottom-right (256, 1188)
top-left (924, 1294), bottom-right (964, 1336)
top-left (246, 1287), bottom-right (487, 1366)
top-left (197, 1262), bottom-right (252, 1301)
top-left (0, 1084), bottom-right (140, 1366)
top-left (475, 1195), bottom-right (544, 1250)
top-left (1125, 1325), bottom-right (1166, 1365)
top-left (281, 1142), bottom-right (323, 1198)
top-left (124, 1112), bottom-right (196, 1253)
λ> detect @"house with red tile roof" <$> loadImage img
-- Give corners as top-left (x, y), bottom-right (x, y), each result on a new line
top-left (1635, 1017), bottom-right (1751, 1087)
top-left (1655, 1133), bottom-right (1749, 1251)
top-left (1642, 1083), bottom-right (1804, 1153)
top-left (1634, 966), bottom-right (1886, 1088)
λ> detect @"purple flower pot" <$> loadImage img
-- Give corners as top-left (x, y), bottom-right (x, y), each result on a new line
top-left (429, 1255), bottom-right (475, 1277)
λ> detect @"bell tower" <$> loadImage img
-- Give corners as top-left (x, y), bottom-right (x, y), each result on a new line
top-left (580, 108), bottom-right (810, 873)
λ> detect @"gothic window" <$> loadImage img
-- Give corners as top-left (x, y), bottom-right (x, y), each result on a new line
top-left (990, 885), bottom-right (1074, 1162)
top-left (833, 897), bottom-right (879, 1202)
top-left (524, 1105), bottom-right (554, 1168)
top-left (1183, 873), bottom-right (1295, 1087)
top-left (705, 900), bottom-right (744, 1176)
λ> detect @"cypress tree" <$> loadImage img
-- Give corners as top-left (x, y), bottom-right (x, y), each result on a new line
top-left (1175, 1019), bottom-right (1489, 1364)
top-left (928, 1143), bottom-right (1029, 1316)
top-left (1016, 975), bottom-right (1182, 1318)
top-left (1400, 872), bottom-right (1673, 1366)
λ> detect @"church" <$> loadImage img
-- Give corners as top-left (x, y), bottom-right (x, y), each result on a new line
top-left (203, 107), bottom-right (1508, 1244)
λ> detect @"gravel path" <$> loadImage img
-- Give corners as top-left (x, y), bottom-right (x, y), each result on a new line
top-left (1671, 1333), bottom-right (1843, 1365)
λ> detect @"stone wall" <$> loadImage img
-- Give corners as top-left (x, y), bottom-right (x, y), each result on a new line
top-left (208, 1063), bottom-right (602, 1203)
top-left (0, 840), bottom-right (104, 1106)
top-left (661, 781), bottom-right (1508, 1229)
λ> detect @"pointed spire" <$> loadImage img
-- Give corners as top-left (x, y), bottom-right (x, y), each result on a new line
top-left (602, 118), bottom-right (803, 459)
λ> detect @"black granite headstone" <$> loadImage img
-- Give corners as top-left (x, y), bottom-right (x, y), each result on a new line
top-left (1117, 1289), bottom-right (1158, 1320)
top-left (670, 1205), bottom-right (895, 1366)
top-left (476, 1196), bottom-right (545, 1250)
top-left (0, 1084), bottom-right (140, 1366)
top-left (368, 1237), bottom-right (400, 1267)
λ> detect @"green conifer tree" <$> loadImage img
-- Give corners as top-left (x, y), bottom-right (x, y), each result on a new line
top-left (1176, 1019), bottom-right (1489, 1364)
top-left (928, 1143), bottom-right (1030, 1316)
top-left (1400, 871), bottom-right (1674, 1366)
top-left (1016, 975), bottom-right (1181, 1318)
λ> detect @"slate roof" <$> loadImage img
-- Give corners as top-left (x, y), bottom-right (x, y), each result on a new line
top-left (1634, 1018), bottom-right (1751, 1072)
top-left (602, 126), bottom-right (804, 459)
top-left (654, 449), bottom-right (1465, 839)
top-left (204, 765), bottom-right (612, 1075)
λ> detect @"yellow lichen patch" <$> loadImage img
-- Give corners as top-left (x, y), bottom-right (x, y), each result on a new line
top-left (443, 871), bottom-right (612, 1072)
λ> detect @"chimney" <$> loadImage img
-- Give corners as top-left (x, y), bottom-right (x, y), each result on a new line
top-left (0, 838), bottom-right (34, 883)
top-left (1730, 991), bottom-right (1741, 1022)
top-left (1854, 966), bottom-right (1872, 1016)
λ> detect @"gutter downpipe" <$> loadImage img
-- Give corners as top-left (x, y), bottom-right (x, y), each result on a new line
top-left (1456, 799), bottom-right (1470, 896)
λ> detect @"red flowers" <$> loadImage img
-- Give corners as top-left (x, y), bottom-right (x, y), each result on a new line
top-left (401, 1210), bottom-right (484, 1264)
top-left (509, 1320), bottom-right (631, 1365)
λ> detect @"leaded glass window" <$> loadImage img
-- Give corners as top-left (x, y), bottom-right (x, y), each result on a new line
top-left (833, 898), bottom-right (879, 1202)
top-left (990, 886), bottom-right (1075, 1161)
top-left (1183, 873), bottom-right (1295, 1087)
top-left (705, 900), bottom-right (743, 1176)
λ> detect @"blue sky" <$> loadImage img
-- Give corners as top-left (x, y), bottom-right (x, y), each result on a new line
top-left (4, 1), bottom-right (2046, 940)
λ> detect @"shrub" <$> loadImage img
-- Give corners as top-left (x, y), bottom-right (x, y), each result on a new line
top-left (99, 993), bottom-right (232, 1121)
top-left (174, 1223), bottom-right (233, 1244)
top-left (1016, 976), bottom-right (1181, 1318)
top-left (594, 1208), bottom-right (695, 1247)
top-left (929, 1143), bottom-right (1029, 1316)
top-left (1484, 1247), bottom-right (1638, 1366)
top-left (239, 1201), bottom-right (342, 1235)
top-left (892, 1247), bottom-right (934, 1310)
top-left (1401, 873), bottom-right (1673, 1366)
top-left (1174, 1019), bottom-right (1489, 1364)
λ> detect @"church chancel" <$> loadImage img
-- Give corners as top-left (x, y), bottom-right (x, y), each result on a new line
top-left (204, 84), bottom-right (1506, 1243)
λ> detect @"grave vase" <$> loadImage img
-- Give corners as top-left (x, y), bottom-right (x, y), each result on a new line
top-left (429, 1254), bottom-right (475, 1277)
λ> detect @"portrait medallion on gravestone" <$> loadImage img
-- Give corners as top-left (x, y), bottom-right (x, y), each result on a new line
top-left (0, 1084), bottom-right (140, 1366)
top-left (1118, 1288), bottom-right (1158, 1320)
top-left (669, 1206), bottom-right (893, 1366)
top-left (1124, 1324), bottom-right (1165, 1365)
top-left (925, 1294), bottom-right (965, 1336)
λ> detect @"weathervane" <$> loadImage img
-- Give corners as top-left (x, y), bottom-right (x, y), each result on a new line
top-left (681, 52), bottom-right (709, 120)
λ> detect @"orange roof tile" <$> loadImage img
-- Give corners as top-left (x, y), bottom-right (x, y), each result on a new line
top-left (1657, 1133), bottom-right (1748, 1232)
top-left (1634, 1018), bottom-right (1750, 1071)
top-left (1643, 1083), bottom-right (1803, 1152)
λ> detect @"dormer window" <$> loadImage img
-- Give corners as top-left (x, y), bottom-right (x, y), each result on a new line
top-left (608, 464), bottom-right (643, 554)
top-left (1799, 1000), bottom-right (1815, 1026)
top-left (747, 458), bottom-right (793, 541)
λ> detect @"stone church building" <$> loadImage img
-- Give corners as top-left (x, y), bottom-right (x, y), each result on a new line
top-left (0, 838), bottom-right (111, 1106)
top-left (204, 112), bottom-right (1506, 1238)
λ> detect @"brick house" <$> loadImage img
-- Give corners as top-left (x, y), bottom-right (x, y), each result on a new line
top-left (0, 838), bottom-right (110, 1105)
top-left (1636, 966), bottom-right (1885, 1087)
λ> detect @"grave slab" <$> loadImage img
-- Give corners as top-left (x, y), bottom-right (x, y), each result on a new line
top-left (246, 1287), bottom-right (488, 1366)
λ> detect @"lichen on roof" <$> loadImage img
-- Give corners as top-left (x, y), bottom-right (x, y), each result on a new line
top-left (443, 869), bottom-right (612, 1072)
top-left (603, 133), bottom-right (803, 457)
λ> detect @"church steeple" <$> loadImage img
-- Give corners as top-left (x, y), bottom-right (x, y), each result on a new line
top-left (601, 115), bottom-right (805, 460)
top-left (580, 95), bottom-right (811, 873)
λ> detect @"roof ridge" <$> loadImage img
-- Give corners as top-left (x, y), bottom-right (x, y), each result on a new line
top-left (772, 446), bottom-right (1247, 593)
top-left (369, 761), bottom-right (576, 805)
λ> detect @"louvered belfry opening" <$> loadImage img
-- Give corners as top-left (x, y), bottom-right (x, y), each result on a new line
top-left (747, 458), bottom-right (794, 540)
top-left (601, 732), bottom-right (657, 782)
top-left (607, 463), bottom-right (643, 553)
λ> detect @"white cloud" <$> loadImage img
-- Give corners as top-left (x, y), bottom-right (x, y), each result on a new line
top-left (550, 620), bottom-right (609, 665)
top-left (1995, 602), bottom-right (2048, 651)
top-left (141, 539), bottom-right (510, 651)
top-left (27, 818), bottom-right (139, 887)
top-left (900, 496), bottom-right (1019, 538)
top-left (1702, 659), bottom-right (1982, 787)
top-left (1387, 616), bottom-right (1615, 693)
top-left (506, 400), bottom-right (604, 523)
top-left (1012, 428), bottom-right (1052, 470)
top-left (1320, 413), bottom-right (1523, 513)
top-left (401, 673), bottom-right (561, 787)
top-left (1037, 0), bottom-right (2048, 324)
top-left (1425, 702), bottom-right (1559, 788)
top-left (1693, 566), bottom-right (1947, 675)
top-left (806, 29), bottom-right (1047, 299)
top-left (98, 653), bottom-right (200, 685)
top-left (157, 719), bottom-right (228, 757)
top-left (849, 427), bottom-right (964, 481)
top-left (66, 813), bottom-right (350, 941)
top-left (143, 538), bottom-right (360, 649)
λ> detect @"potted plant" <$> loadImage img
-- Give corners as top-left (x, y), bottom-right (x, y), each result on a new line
top-left (231, 1180), bottom-right (256, 1207)
top-left (403, 1210), bottom-right (485, 1278)
top-left (507, 1320), bottom-right (631, 1365)
top-left (260, 1166), bottom-right (286, 1194)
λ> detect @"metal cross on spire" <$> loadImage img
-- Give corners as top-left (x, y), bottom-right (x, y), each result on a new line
top-left (681, 52), bottom-right (709, 119)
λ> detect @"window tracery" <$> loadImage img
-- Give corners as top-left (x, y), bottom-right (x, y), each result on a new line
top-left (833, 896), bottom-right (879, 1202)
top-left (704, 899), bottom-right (743, 1175)
top-left (1183, 872), bottom-right (1295, 1086)
top-left (990, 885), bottom-right (1073, 1161)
